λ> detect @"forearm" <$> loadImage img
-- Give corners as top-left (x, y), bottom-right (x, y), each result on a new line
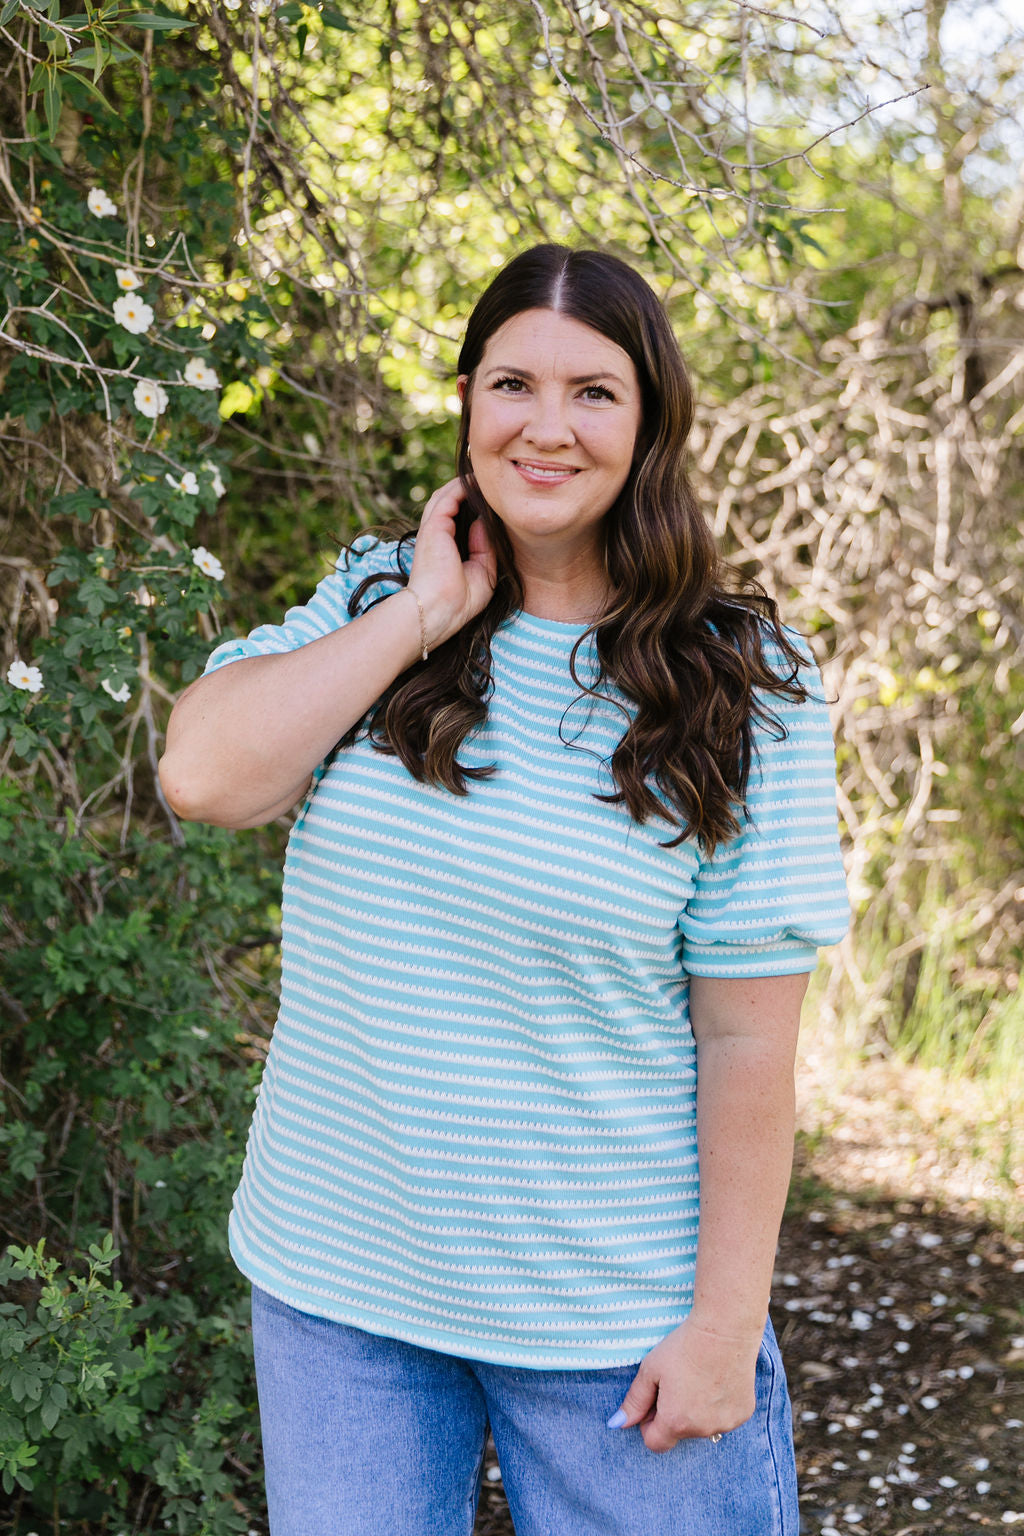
top-left (609, 1003), bottom-right (803, 1451)
top-left (688, 979), bottom-right (804, 1341)
top-left (690, 1037), bottom-right (794, 1334)
top-left (158, 588), bottom-right (424, 828)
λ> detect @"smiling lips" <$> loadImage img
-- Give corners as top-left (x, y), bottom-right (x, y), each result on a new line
top-left (511, 458), bottom-right (583, 485)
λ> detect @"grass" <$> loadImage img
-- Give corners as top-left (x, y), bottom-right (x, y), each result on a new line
top-left (798, 930), bottom-right (1023, 1234)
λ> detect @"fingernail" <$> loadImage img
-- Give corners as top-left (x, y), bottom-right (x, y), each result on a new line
top-left (606, 1409), bottom-right (628, 1429)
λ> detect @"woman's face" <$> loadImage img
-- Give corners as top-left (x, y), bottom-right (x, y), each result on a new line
top-left (458, 308), bottom-right (643, 564)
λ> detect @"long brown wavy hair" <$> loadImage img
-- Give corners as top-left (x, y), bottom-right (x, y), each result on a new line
top-left (338, 244), bottom-right (810, 855)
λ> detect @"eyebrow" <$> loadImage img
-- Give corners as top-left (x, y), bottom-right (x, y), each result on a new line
top-left (483, 365), bottom-right (629, 389)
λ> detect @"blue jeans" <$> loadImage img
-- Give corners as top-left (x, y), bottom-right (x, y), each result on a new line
top-left (250, 1285), bottom-right (798, 1536)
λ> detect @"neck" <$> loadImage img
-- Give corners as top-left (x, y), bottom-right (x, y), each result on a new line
top-left (510, 542), bottom-right (610, 625)
top-left (518, 576), bottom-right (611, 624)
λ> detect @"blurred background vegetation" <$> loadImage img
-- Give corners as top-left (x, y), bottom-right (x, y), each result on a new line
top-left (0, 0), bottom-right (1021, 1530)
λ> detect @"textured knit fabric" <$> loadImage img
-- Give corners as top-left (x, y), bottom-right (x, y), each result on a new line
top-left (204, 539), bottom-right (850, 1367)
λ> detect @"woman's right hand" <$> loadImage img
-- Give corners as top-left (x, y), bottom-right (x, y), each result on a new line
top-left (407, 479), bottom-right (497, 648)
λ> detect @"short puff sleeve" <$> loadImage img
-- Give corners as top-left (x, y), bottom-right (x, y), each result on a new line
top-left (202, 536), bottom-right (405, 677)
top-left (677, 657), bottom-right (849, 978)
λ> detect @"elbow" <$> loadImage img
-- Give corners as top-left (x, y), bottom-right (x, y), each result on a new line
top-left (158, 751), bottom-right (231, 827)
top-left (157, 751), bottom-right (294, 830)
top-left (158, 751), bottom-right (204, 822)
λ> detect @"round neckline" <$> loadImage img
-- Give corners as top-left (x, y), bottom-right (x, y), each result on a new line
top-left (511, 609), bottom-right (595, 635)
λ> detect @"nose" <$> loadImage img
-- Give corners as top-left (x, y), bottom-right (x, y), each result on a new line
top-left (521, 388), bottom-right (576, 451)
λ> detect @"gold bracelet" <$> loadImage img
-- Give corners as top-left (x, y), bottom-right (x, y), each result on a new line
top-left (405, 585), bottom-right (429, 661)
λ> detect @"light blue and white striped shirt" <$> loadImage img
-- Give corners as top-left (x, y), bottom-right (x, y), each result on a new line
top-left (204, 540), bottom-right (849, 1366)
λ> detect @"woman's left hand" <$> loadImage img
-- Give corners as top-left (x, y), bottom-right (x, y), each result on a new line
top-left (608, 1314), bottom-right (762, 1453)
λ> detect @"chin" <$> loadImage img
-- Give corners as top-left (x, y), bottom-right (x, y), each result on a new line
top-left (496, 507), bottom-right (592, 537)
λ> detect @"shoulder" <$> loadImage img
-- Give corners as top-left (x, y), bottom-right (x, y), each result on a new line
top-left (761, 623), bottom-right (823, 693)
top-left (726, 618), bottom-right (835, 763)
top-left (707, 604), bottom-right (823, 694)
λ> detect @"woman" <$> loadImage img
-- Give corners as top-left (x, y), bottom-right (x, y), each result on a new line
top-left (160, 245), bottom-right (849, 1536)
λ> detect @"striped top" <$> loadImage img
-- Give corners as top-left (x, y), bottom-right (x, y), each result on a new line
top-left (204, 539), bottom-right (849, 1367)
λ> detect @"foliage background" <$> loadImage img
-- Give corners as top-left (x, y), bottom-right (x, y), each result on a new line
top-left (0, 0), bottom-right (1021, 1530)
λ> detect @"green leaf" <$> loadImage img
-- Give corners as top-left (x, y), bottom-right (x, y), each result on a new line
top-left (124, 11), bottom-right (197, 29)
top-left (34, 139), bottom-right (64, 167)
top-left (296, 20), bottom-right (308, 56)
top-left (797, 229), bottom-right (828, 257)
top-left (68, 43), bottom-right (101, 72)
top-left (46, 488), bottom-right (105, 523)
top-left (43, 69), bottom-right (62, 141)
top-left (0, 0), bottom-right (22, 24)
top-left (218, 380), bottom-right (254, 418)
top-left (320, 7), bottom-right (352, 29)
top-left (69, 40), bottom-right (135, 75)
top-left (63, 65), bottom-right (115, 112)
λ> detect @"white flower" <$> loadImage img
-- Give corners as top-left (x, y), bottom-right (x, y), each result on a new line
top-left (165, 471), bottom-right (200, 496)
top-left (88, 187), bottom-right (118, 218)
top-left (184, 356), bottom-right (219, 391)
top-left (192, 546), bottom-right (225, 581)
top-left (113, 294), bottom-right (155, 335)
top-left (202, 460), bottom-right (226, 499)
top-left (116, 268), bottom-right (142, 291)
top-left (6, 659), bottom-right (43, 693)
top-left (101, 678), bottom-right (131, 703)
top-left (133, 380), bottom-right (168, 419)
top-left (224, 0), bottom-right (241, 8)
